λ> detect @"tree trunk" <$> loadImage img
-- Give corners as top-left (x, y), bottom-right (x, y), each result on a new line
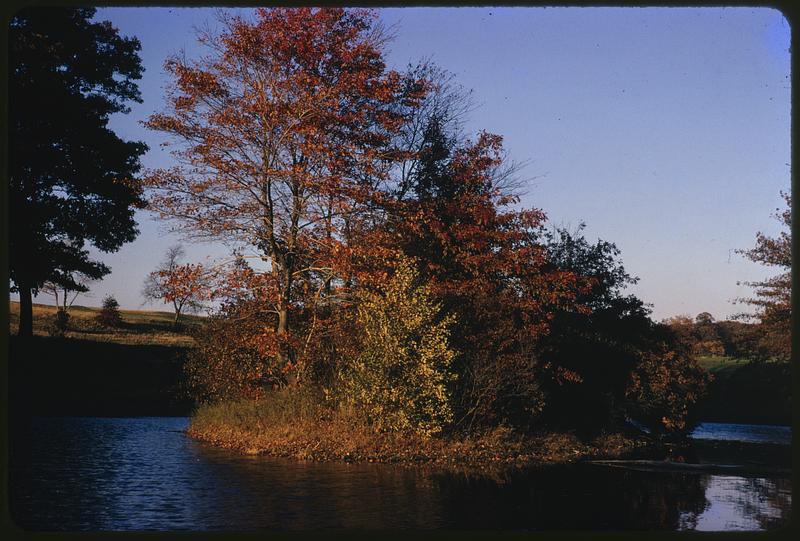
top-left (17, 283), bottom-right (33, 338)
top-left (173, 299), bottom-right (184, 330)
top-left (277, 298), bottom-right (300, 387)
top-left (277, 302), bottom-right (288, 365)
top-left (277, 304), bottom-right (288, 337)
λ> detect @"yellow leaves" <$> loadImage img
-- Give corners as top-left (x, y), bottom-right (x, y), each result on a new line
top-left (344, 256), bottom-right (456, 437)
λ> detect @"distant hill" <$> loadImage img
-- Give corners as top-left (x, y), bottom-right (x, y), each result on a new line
top-left (8, 301), bottom-right (206, 347)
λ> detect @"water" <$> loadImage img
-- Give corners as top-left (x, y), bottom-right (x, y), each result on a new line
top-left (690, 422), bottom-right (792, 445)
top-left (9, 417), bottom-right (792, 531)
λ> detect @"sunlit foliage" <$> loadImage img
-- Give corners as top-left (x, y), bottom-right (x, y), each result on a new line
top-left (342, 258), bottom-right (456, 437)
top-left (625, 347), bottom-right (711, 433)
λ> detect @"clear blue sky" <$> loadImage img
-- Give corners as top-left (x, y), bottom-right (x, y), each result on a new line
top-left (22, 7), bottom-right (792, 322)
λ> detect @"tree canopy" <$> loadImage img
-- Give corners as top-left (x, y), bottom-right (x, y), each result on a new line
top-left (737, 191), bottom-right (791, 362)
top-left (148, 7), bottom-right (710, 438)
top-left (9, 7), bottom-right (147, 335)
top-left (144, 7), bottom-right (426, 378)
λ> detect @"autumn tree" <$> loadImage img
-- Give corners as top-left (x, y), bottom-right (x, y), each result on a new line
top-left (737, 191), bottom-right (792, 362)
top-left (624, 345), bottom-right (710, 435)
top-left (143, 245), bottom-right (212, 328)
top-left (662, 315), bottom-right (696, 346)
top-left (184, 310), bottom-right (275, 402)
top-left (531, 226), bottom-right (713, 435)
top-left (9, 7), bottom-right (147, 337)
top-left (144, 8), bottom-right (425, 383)
top-left (662, 313), bottom-right (725, 357)
top-left (373, 109), bottom-right (586, 429)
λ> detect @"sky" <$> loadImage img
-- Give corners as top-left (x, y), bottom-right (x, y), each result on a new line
top-left (18, 6), bottom-right (792, 321)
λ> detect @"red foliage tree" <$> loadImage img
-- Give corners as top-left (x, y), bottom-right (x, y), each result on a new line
top-left (143, 245), bottom-right (215, 328)
top-left (144, 8), bottom-right (426, 383)
top-left (376, 122), bottom-right (590, 429)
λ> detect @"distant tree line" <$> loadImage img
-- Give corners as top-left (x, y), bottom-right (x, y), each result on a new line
top-left (663, 314), bottom-right (777, 361)
top-left (663, 191), bottom-right (792, 365)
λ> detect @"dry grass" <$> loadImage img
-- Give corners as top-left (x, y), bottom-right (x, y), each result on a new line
top-left (188, 394), bottom-right (649, 475)
top-left (8, 301), bottom-right (203, 347)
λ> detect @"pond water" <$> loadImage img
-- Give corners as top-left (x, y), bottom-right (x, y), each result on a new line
top-left (689, 422), bottom-right (792, 445)
top-left (9, 417), bottom-right (792, 531)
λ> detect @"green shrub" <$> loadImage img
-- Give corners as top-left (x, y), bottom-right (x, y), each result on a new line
top-left (342, 258), bottom-right (456, 437)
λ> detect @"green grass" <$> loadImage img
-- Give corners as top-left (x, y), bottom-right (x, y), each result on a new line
top-left (696, 355), bottom-right (749, 375)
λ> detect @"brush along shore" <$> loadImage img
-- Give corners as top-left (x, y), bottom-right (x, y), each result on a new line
top-left (187, 397), bottom-right (652, 473)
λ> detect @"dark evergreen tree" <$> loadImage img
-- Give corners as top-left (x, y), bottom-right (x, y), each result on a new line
top-left (540, 226), bottom-right (709, 435)
top-left (9, 7), bottom-right (147, 336)
top-left (95, 295), bottom-right (123, 328)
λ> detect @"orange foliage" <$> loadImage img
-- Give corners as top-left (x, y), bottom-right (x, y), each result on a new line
top-left (143, 8), bottom-right (427, 378)
top-left (374, 130), bottom-right (592, 428)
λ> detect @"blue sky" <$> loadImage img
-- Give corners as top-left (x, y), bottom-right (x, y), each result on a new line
top-left (21, 7), bottom-right (791, 321)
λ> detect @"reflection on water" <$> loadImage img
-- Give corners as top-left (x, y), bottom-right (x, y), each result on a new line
top-left (9, 417), bottom-right (792, 531)
top-left (680, 476), bottom-right (792, 531)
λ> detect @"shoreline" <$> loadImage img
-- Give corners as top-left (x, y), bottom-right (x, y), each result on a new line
top-left (187, 419), bottom-right (793, 478)
top-left (186, 406), bottom-right (654, 474)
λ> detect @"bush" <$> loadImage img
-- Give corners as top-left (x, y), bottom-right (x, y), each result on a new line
top-left (192, 388), bottom-right (326, 431)
top-left (47, 308), bottom-right (70, 337)
top-left (624, 346), bottom-right (711, 434)
top-left (95, 295), bottom-right (123, 327)
top-left (341, 258), bottom-right (456, 437)
top-left (183, 316), bottom-right (271, 403)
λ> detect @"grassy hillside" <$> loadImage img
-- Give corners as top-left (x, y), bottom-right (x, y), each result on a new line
top-left (9, 301), bottom-right (204, 347)
top-left (696, 355), bottom-right (749, 373)
top-left (8, 301), bottom-right (205, 416)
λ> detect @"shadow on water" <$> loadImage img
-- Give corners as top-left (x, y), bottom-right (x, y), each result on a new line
top-left (9, 417), bottom-right (792, 531)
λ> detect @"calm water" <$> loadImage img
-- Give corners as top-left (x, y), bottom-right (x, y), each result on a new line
top-left (690, 422), bottom-right (792, 445)
top-left (9, 417), bottom-right (792, 531)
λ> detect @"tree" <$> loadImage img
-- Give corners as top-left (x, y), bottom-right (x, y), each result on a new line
top-left (9, 7), bottom-right (148, 337)
top-left (143, 245), bottom-right (211, 328)
top-left (736, 191), bottom-right (791, 362)
top-left (662, 314), bottom-right (725, 357)
top-left (379, 120), bottom-right (586, 430)
top-left (342, 257), bottom-right (456, 436)
top-left (95, 295), bottom-right (123, 327)
top-left (539, 226), bottom-right (710, 435)
top-left (144, 8), bottom-right (424, 382)
top-left (184, 312), bottom-right (275, 402)
top-left (624, 346), bottom-right (710, 435)
top-left (42, 271), bottom-right (97, 313)
top-left (41, 269), bottom-right (97, 337)
top-left (540, 226), bottom-right (651, 432)
top-left (695, 312), bottom-right (714, 325)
